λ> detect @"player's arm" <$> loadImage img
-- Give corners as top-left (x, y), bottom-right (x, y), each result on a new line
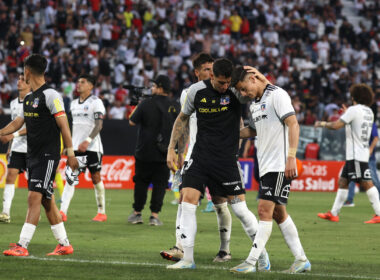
top-left (240, 126), bottom-right (256, 139)
top-left (78, 112), bottom-right (104, 153)
top-left (314, 120), bottom-right (345, 130)
top-left (284, 115), bottom-right (299, 179)
top-left (167, 111), bottom-right (190, 172)
top-left (0, 116), bottom-right (24, 137)
top-left (0, 127), bottom-right (27, 144)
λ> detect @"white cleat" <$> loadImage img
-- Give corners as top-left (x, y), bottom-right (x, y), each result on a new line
top-left (230, 261), bottom-right (256, 274)
top-left (258, 250), bottom-right (271, 271)
top-left (167, 260), bottom-right (196, 270)
top-left (0, 212), bottom-right (10, 223)
top-left (283, 259), bottom-right (311, 273)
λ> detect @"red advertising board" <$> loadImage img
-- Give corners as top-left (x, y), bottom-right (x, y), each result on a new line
top-left (291, 160), bottom-right (345, 192)
top-left (17, 155), bottom-right (136, 189)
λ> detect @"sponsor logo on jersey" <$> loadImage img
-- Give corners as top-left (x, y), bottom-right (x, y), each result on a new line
top-left (198, 106), bottom-right (228, 113)
top-left (32, 98), bottom-right (39, 108)
top-left (200, 97), bottom-right (207, 103)
top-left (220, 95), bottom-right (230, 105)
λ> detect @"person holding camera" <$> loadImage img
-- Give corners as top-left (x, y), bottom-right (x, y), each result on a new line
top-left (128, 75), bottom-right (180, 226)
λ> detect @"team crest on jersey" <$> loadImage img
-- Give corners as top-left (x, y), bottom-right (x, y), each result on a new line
top-left (220, 95), bottom-right (230, 105)
top-left (32, 98), bottom-right (39, 108)
top-left (261, 104), bottom-right (266, 111)
top-left (84, 105), bottom-right (89, 111)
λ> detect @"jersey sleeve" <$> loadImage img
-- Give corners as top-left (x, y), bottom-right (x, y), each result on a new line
top-left (273, 89), bottom-right (295, 121)
top-left (44, 90), bottom-right (65, 116)
top-left (93, 99), bottom-right (106, 119)
top-left (340, 106), bottom-right (355, 124)
top-left (181, 85), bottom-right (196, 116)
top-left (180, 88), bottom-right (189, 107)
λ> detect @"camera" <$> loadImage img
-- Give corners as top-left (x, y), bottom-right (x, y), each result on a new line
top-left (124, 85), bottom-right (151, 105)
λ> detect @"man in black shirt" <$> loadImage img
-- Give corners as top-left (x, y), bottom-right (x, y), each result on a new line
top-left (1, 54), bottom-right (78, 257)
top-left (128, 75), bottom-right (179, 226)
top-left (166, 58), bottom-right (269, 270)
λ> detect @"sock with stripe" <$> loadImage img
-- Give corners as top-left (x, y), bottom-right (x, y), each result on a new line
top-left (60, 182), bottom-right (75, 214)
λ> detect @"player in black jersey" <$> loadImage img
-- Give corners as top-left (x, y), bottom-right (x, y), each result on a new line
top-left (1, 54), bottom-right (78, 257)
top-left (166, 58), bottom-right (270, 270)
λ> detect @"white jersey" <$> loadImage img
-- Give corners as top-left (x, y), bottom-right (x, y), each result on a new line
top-left (71, 95), bottom-right (105, 154)
top-left (180, 88), bottom-right (197, 161)
top-left (248, 85), bottom-right (295, 177)
top-left (340, 104), bottom-right (374, 162)
top-left (10, 97), bottom-right (27, 153)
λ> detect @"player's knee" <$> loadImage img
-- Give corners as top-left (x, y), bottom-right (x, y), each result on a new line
top-left (273, 207), bottom-right (287, 224)
top-left (230, 201), bottom-right (248, 220)
top-left (214, 201), bottom-right (228, 214)
top-left (338, 178), bottom-right (348, 189)
top-left (257, 205), bottom-right (273, 220)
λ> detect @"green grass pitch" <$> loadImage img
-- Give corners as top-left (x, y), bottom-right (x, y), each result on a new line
top-left (0, 188), bottom-right (379, 280)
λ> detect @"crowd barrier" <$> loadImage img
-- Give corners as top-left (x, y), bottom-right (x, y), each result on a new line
top-left (0, 155), bottom-right (344, 192)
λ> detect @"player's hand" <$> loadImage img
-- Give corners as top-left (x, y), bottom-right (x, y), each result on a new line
top-left (285, 156), bottom-right (297, 179)
top-left (78, 141), bottom-right (89, 153)
top-left (340, 104), bottom-right (347, 113)
top-left (177, 153), bottom-right (184, 170)
top-left (243, 66), bottom-right (267, 82)
top-left (0, 134), bottom-right (13, 144)
top-left (167, 148), bottom-right (178, 172)
top-left (67, 156), bottom-right (79, 171)
top-left (314, 121), bottom-right (322, 127)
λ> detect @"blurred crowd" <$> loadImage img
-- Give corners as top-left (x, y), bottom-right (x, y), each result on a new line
top-left (0, 0), bottom-right (379, 122)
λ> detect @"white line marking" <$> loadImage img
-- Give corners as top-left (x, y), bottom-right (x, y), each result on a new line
top-left (12, 256), bottom-right (377, 280)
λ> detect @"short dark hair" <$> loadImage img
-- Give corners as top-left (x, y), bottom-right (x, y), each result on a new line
top-left (24, 54), bottom-right (47, 75)
top-left (79, 74), bottom-right (97, 86)
top-left (231, 66), bottom-right (249, 87)
top-left (192, 53), bottom-right (214, 70)
top-left (212, 58), bottom-right (233, 78)
top-left (350, 84), bottom-right (374, 106)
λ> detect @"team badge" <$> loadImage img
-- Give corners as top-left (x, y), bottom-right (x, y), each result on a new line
top-left (84, 105), bottom-right (89, 111)
top-left (220, 95), bottom-right (230, 105)
top-left (261, 104), bottom-right (266, 111)
top-left (32, 98), bottom-right (39, 108)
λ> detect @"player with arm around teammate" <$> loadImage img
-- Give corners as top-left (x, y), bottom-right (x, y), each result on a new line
top-left (315, 84), bottom-right (380, 224)
top-left (1, 54), bottom-right (78, 256)
top-left (60, 74), bottom-right (107, 222)
top-left (230, 66), bottom-right (310, 274)
top-left (0, 74), bottom-right (29, 223)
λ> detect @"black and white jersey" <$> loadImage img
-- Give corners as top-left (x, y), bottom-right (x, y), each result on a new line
top-left (248, 84), bottom-right (295, 177)
top-left (70, 95), bottom-right (105, 154)
top-left (180, 88), bottom-right (197, 161)
top-left (182, 79), bottom-right (242, 161)
top-left (22, 84), bottom-right (65, 160)
top-left (340, 104), bottom-right (374, 162)
top-left (10, 97), bottom-right (27, 153)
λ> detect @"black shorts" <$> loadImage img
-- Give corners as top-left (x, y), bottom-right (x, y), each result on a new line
top-left (182, 157), bottom-right (245, 197)
top-left (75, 151), bottom-right (103, 173)
top-left (259, 172), bottom-right (291, 205)
top-left (341, 160), bottom-right (371, 182)
top-left (27, 157), bottom-right (59, 200)
top-left (7, 151), bottom-right (27, 173)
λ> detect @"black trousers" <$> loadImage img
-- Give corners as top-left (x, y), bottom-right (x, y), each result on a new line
top-left (132, 158), bottom-right (170, 213)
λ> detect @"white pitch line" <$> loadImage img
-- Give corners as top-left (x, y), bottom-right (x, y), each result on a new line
top-left (14, 256), bottom-right (378, 280)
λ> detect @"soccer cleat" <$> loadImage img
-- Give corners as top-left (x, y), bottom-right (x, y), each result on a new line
top-left (149, 216), bottom-right (163, 226)
top-left (201, 201), bottom-right (215, 213)
top-left (364, 215), bottom-right (380, 224)
top-left (47, 244), bottom-right (74, 256)
top-left (60, 211), bottom-right (67, 222)
top-left (317, 211), bottom-right (339, 222)
top-left (283, 259), bottom-right (311, 273)
top-left (230, 261), bottom-right (256, 274)
top-left (0, 212), bottom-right (10, 223)
top-left (213, 250), bottom-right (231, 262)
top-left (167, 260), bottom-right (195, 269)
top-left (257, 250), bottom-right (271, 271)
top-left (160, 246), bottom-right (184, 262)
top-left (3, 243), bottom-right (29, 256)
top-left (127, 212), bottom-right (143, 224)
top-left (343, 201), bottom-right (355, 207)
top-left (92, 213), bottom-right (107, 222)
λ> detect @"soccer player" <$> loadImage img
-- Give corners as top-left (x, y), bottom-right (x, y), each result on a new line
top-left (0, 74), bottom-right (29, 223)
top-left (230, 66), bottom-right (310, 274)
top-left (1, 54), bottom-right (78, 256)
top-left (160, 53), bottom-right (234, 263)
top-left (166, 58), bottom-right (270, 270)
top-left (315, 84), bottom-right (380, 224)
top-left (60, 74), bottom-right (107, 222)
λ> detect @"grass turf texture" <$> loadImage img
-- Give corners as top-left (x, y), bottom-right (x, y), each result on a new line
top-left (0, 188), bottom-right (379, 280)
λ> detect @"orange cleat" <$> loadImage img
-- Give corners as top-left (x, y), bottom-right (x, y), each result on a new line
top-left (60, 211), bottom-right (67, 222)
top-left (92, 213), bottom-right (107, 222)
top-left (317, 211), bottom-right (339, 222)
top-left (47, 244), bottom-right (73, 256)
top-left (364, 215), bottom-right (380, 224)
top-left (3, 243), bottom-right (29, 257)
